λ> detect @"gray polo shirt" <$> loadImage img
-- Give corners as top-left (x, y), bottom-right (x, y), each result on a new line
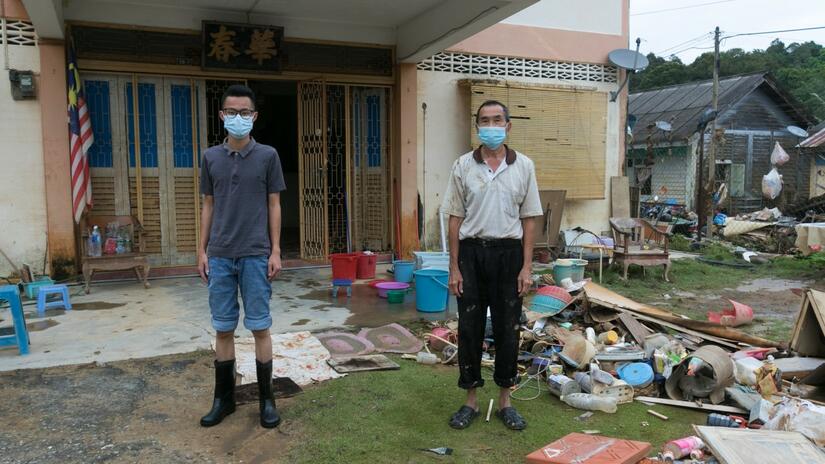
top-left (200, 138), bottom-right (286, 258)
top-left (441, 146), bottom-right (543, 240)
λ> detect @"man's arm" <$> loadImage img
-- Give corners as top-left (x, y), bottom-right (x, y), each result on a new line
top-left (267, 193), bottom-right (282, 280)
top-left (198, 195), bottom-right (214, 283)
top-left (448, 215), bottom-right (464, 296)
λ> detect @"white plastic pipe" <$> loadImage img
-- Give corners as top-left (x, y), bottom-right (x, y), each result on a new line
top-left (439, 211), bottom-right (447, 253)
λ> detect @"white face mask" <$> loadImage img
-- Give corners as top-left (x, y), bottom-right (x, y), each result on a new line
top-left (224, 114), bottom-right (254, 139)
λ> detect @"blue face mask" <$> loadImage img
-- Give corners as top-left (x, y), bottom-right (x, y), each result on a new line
top-left (224, 114), bottom-right (254, 139)
top-left (478, 126), bottom-right (507, 150)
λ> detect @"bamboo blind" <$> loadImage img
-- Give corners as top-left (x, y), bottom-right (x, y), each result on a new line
top-left (470, 83), bottom-right (608, 199)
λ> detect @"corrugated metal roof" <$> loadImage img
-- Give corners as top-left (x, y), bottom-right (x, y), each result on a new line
top-left (628, 73), bottom-right (768, 144)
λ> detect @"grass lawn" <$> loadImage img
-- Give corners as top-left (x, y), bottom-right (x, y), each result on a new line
top-left (283, 359), bottom-right (704, 463)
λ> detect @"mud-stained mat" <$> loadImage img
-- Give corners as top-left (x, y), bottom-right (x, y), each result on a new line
top-left (236, 377), bottom-right (303, 404)
top-left (316, 332), bottom-right (375, 358)
top-left (327, 354), bottom-right (399, 373)
top-left (358, 323), bottom-right (424, 354)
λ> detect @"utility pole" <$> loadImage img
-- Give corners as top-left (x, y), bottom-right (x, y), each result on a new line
top-left (706, 26), bottom-right (721, 237)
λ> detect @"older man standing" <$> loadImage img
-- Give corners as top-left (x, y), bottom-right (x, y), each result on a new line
top-left (441, 100), bottom-right (542, 431)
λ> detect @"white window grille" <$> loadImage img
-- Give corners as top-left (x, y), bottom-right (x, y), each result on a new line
top-left (1, 19), bottom-right (37, 46)
top-left (418, 52), bottom-right (617, 84)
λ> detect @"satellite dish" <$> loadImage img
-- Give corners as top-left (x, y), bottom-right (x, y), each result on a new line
top-left (608, 49), bottom-right (650, 72)
top-left (787, 125), bottom-right (808, 138)
top-left (609, 38), bottom-right (648, 102)
top-left (655, 120), bottom-right (672, 132)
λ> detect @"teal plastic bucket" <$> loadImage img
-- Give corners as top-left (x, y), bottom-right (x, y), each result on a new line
top-left (393, 260), bottom-right (415, 283)
top-left (413, 269), bottom-right (449, 312)
top-left (552, 259), bottom-right (587, 283)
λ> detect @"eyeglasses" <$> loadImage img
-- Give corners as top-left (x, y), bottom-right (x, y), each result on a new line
top-left (222, 108), bottom-right (255, 119)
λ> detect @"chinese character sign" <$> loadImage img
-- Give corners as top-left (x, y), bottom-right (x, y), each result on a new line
top-left (202, 21), bottom-right (283, 71)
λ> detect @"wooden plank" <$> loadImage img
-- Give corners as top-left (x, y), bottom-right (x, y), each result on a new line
top-left (635, 397), bottom-right (747, 414)
top-left (538, 190), bottom-right (566, 248)
top-left (610, 176), bottom-right (631, 218)
top-left (327, 354), bottom-right (400, 373)
top-left (695, 426), bottom-right (825, 464)
top-left (585, 282), bottom-right (783, 348)
top-left (617, 312), bottom-right (651, 345)
top-left (774, 357), bottom-right (825, 380)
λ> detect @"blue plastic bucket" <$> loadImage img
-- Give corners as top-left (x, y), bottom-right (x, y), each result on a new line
top-left (413, 269), bottom-right (449, 312)
top-left (393, 260), bottom-right (415, 283)
top-left (552, 259), bottom-right (587, 283)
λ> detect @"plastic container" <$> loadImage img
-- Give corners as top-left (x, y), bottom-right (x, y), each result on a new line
top-left (548, 374), bottom-right (581, 398)
top-left (413, 269), bottom-right (449, 312)
top-left (392, 260), bottom-right (415, 283)
top-left (90, 225), bottom-right (102, 257)
top-left (387, 289), bottom-right (406, 304)
top-left (24, 277), bottom-right (55, 299)
top-left (330, 253), bottom-right (360, 281)
top-left (552, 259), bottom-right (587, 283)
top-left (662, 436), bottom-right (704, 459)
top-left (356, 253), bottom-right (377, 279)
top-left (734, 356), bottom-right (763, 386)
top-left (416, 352), bottom-right (438, 364)
top-left (375, 281), bottom-right (410, 298)
top-left (598, 330), bottom-right (619, 345)
top-left (413, 251), bottom-right (450, 271)
top-left (616, 362), bottom-right (654, 388)
top-left (560, 393), bottom-right (618, 413)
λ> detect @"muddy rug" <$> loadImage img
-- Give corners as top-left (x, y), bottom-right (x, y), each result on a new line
top-left (316, 332), bottom-right (375, 358)
top-left (357, 323), bottom-right (424, 354)
top-left (236, 377), bottom-right (303, 404)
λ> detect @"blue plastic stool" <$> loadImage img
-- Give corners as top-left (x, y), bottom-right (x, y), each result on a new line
top-left (331, 279), bottom-right (352, 297)
top-left (36, 284), bottom-right (72, 317)
top-left (0, 285), bottom-right (29, 355)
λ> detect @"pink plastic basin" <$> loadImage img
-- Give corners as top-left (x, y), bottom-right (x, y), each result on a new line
top-left (375, 282), bottom-right (410, 298)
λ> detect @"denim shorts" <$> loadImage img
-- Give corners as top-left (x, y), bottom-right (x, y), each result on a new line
top-left (207, 255), bottom-right (272, 332)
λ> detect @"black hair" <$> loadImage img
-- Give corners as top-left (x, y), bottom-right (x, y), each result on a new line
top-left (221, 84), bottom-right (256, 109)
top-left (475, 100), bottom-right (510, 123)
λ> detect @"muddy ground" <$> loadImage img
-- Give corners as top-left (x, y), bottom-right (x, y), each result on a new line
top-left (0, 351), bottom-right (300, 464)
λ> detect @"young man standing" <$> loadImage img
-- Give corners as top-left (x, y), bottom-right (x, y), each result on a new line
top-left (441, 100), bottom-right (542, 431)
top-left (198, 84), bottom-right (286, 429)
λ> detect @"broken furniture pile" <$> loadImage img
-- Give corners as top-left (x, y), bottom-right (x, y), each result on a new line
top-left (410, 276), bottom-right (825, 463)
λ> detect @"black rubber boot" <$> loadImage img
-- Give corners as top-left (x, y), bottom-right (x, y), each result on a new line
top-left (200, 359), bottom-right (236, 427)
top-left (256, 359), bottom-right (281, 428)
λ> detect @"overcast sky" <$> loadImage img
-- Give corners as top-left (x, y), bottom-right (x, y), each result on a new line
top-left (629, 0), bottom-right (825, 63)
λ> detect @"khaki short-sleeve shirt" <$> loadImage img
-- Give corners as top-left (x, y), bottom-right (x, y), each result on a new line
top-left (441, 146), bottom-right (543, 240)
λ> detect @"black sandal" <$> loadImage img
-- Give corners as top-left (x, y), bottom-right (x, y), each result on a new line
top-left (449, 405), bottom-right (479, 429)
top-left (496, 407), bottom-right (527, 430)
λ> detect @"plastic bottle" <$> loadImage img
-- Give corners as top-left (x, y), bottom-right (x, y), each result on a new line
top-left (585, 327), bottom-right (597, 345)
top-left (91, 226), bottom-right (102, 257)
top-left (597, 330), bottom-right (619, 345)
top-left (560, 393), bottom-right (618, 413)
top-left (662, 436), bottom-right (704, 459)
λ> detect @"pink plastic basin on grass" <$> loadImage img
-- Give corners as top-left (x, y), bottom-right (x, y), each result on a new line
top-left (375, 282), bottom-right (410, 298)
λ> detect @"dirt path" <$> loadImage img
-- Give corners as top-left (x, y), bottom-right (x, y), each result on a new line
top-left (0, 351), bottom-right (302, 464)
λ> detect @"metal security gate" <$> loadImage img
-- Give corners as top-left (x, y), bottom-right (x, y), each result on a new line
top-left (297, 82), bottom-right (391, 260)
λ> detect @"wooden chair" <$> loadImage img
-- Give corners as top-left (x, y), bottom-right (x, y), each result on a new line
top-left (609, 217), bottom-right (671, 282)
top-left (80, 215), bottom-right (150, 294)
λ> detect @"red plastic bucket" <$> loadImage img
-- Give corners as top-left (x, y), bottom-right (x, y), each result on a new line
top-left (330, 253), bottom-right (359, 281)
top-left (356, 253), bottom-right (377, 279)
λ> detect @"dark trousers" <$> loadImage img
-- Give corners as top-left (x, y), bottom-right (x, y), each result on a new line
top-left (456, 238), bottom-right (523, 389)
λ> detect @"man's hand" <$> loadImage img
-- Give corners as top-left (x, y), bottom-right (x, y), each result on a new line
top-left (267, 253), bottom-right (282, 281)
top-left (198, 251), bottom-right (209, 284)
top-left (449, 265), bottom-right (463, 297)
top-left (517, 267), bottom-right (532, 297)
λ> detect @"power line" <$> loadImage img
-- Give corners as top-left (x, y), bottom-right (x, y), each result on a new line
top-left (656, 32), bottom-right (714, 55)
top-left (631, 0), bottom-right (736, 17)
top-left (723, 25), bottom-right (825, 39)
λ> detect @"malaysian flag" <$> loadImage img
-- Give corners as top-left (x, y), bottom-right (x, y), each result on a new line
top-left (67, 42), bottom-right (94, 223)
